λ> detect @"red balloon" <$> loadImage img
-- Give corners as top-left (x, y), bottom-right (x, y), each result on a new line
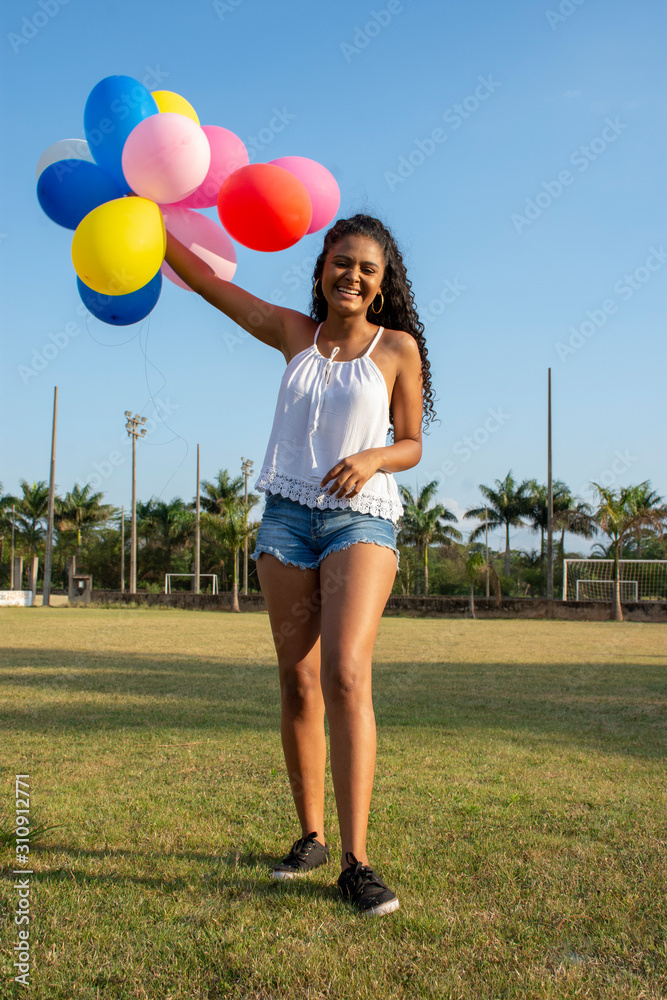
top-left (217, 163), bottom-right (312, 252)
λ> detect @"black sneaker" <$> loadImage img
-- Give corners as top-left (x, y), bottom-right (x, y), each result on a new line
top-left (337, 852), bottom-right (400, 916)
top-left (271, 832), bottom-right (330, 880)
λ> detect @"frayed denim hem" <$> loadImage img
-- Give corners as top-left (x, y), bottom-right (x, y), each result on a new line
top-left (252, 540), bottom-right (399, 571)
top-left (251, 545), bottom-right (319, 571)
top-left (321, 538), bottom-right (400, 570)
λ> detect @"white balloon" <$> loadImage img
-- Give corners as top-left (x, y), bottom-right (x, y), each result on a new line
top-left (36, 138), bottom-right (94, 180)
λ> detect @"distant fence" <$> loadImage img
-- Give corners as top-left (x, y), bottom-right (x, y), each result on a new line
top-left (89, 590), bottom-right (667, 621)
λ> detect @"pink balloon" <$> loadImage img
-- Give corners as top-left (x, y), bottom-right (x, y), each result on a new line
top-left (161, 206), bottom-right (237, 291)
top-left (269, 156), bottom-right (340, 234)
top-left (165, 126), bottom-right (249, 210)
top-left (122, 113), bottom-right (211, 204)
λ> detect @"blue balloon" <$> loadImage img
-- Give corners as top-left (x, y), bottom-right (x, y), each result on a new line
top-left (77, 271), bottom-right (162, 326)
top-left (37, 159), bottom-right (125, 230)
top-left (83, 75), bottom-right (159, 192)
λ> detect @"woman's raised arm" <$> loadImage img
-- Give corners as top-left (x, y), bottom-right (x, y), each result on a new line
top-left (164, 231), bottom-right (309, 355)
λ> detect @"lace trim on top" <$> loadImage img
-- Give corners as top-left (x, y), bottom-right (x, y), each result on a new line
top-left (255, 467), bottom-right (403, 523)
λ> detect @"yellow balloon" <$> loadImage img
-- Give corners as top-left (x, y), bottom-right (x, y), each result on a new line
top-left (151, 90), bottom-right (200, 124)
top-left (71, 197), bottom-right (166, 296)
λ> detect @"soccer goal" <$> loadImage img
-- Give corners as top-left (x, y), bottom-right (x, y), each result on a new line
top-left (563, 560), bottom-right (667, 602)
top-left (164, 574), bottom-right (219, 594)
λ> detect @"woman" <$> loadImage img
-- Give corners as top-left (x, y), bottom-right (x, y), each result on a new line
top-left (165, 213), bottom-right (435, 916)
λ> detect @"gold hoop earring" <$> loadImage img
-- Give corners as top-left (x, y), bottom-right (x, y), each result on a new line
top-left (371, 290), bottom-right (384, 314)
top-left (313, 279), bottom-right (323, 299)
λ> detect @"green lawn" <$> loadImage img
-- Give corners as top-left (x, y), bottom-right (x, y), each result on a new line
top-left (1, 609), bottom-right (665, 999)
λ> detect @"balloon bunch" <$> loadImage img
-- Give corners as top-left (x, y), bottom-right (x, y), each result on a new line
top-left (37, 75), bottom-right (340, 325)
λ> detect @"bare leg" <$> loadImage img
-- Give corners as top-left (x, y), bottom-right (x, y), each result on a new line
top-left (255, 553), bottom-right (326, 842)
top-left (318, 544), bottom-right (397, 870)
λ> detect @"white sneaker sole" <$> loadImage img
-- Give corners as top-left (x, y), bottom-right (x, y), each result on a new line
top-left (362, 897), bottom-right (400, 917)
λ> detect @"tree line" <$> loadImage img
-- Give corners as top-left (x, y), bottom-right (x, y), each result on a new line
top-left (1, 469), bottom-right (665, 618)
top-left (0, 471), bottom-right (259, 611)
top-left (398, 472), bottom-right (666, 620)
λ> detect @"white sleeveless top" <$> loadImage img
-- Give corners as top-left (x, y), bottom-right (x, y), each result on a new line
top-left (254, 323), bottom-right (403, 522)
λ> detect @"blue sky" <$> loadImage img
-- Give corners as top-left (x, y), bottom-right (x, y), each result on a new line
top-left (1, 0), bottom-right (665, 556)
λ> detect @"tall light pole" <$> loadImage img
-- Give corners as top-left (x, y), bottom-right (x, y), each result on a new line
top-left (485, 506), bottom-right (490, 599)
top-left (42, 386), bottom-right (59, 607)
top-left (241, 457), bottom-right (254, 595)
top-left (120, 505), bottom-right (125, 592)
top-left (195, 444), bottom-right (201, 594)
top-left (125, 412), bottom-right (146, 594)
top-left (10, 505), bottom-right (16, 590)
top-left (547, 368), bottom-right (554, 600)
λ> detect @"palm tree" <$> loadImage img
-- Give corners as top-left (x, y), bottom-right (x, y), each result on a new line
top-left (464, 471), bottom-right (533, 576)
top-left (0, 484), bottom-right (15, 566)
top-left (135, 497), bottom-right (193, 585)
top-left (6, 480), bottom-right (50, 555)
top-left (200, 469), bottom-right (251, 513)
top-left (398, 481), bottom-right (461, 595)
top-left (197, 469), bottom-right (259, 593)
top-left (526, 479), bottom-right (574, 570)
top-left (555, 497), bottom-right (597, 566)
top-left (590, 540), bottom-right (615, 558)
top-left (590, 481), bottom-right (667, 621)
top-left (464, 546), bottom-right (501, 618)
top-left (201, 499), bottom-right (259, 612)
top-left (57, 484), bottom-right (115, 562)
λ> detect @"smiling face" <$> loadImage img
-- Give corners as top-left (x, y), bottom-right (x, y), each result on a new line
top-left (320, 234), bottom-right (386, 318)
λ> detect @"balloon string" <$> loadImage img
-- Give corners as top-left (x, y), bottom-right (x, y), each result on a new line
top-left (83, 311), bottom-right (142, 347)
top-left (82, 306), bottom-right (191, 502)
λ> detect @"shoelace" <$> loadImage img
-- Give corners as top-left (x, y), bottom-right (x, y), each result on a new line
top-left (342, 851), bottom-right (387, 892)
top-left (283, 832), bottom-right (320, 865)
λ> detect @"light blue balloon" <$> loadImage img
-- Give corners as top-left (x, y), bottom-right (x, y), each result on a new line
top-left (77, 271), bottom-right (162, 326)
top-left (83, 75), bottom-right (159, 192)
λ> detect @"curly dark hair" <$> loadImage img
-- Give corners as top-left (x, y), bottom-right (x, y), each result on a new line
top-left (309, 214), bottom-right (437, 432)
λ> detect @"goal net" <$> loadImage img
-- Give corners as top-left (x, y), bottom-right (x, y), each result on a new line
top-left (164, 574), bottom-right (219, 594)
top-left (563, 560), bottom-right (667, 602)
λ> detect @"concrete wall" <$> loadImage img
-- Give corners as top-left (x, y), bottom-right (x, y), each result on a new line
top-left (0, 590), bottom-right (34, 607)
top-left (89, 590), bottom-right (667, 621)
top-left (92, 591), bottom-right (266, 612)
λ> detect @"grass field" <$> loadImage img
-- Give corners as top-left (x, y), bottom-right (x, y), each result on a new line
top-left (1, 608), bottom-right (665, 999)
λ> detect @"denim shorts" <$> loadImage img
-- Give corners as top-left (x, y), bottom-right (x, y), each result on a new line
top-left (251, 493), bottom-right (400, 570)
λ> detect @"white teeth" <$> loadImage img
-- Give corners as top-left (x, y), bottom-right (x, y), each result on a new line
top-left (338, 287), bottom-right (359, 296)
